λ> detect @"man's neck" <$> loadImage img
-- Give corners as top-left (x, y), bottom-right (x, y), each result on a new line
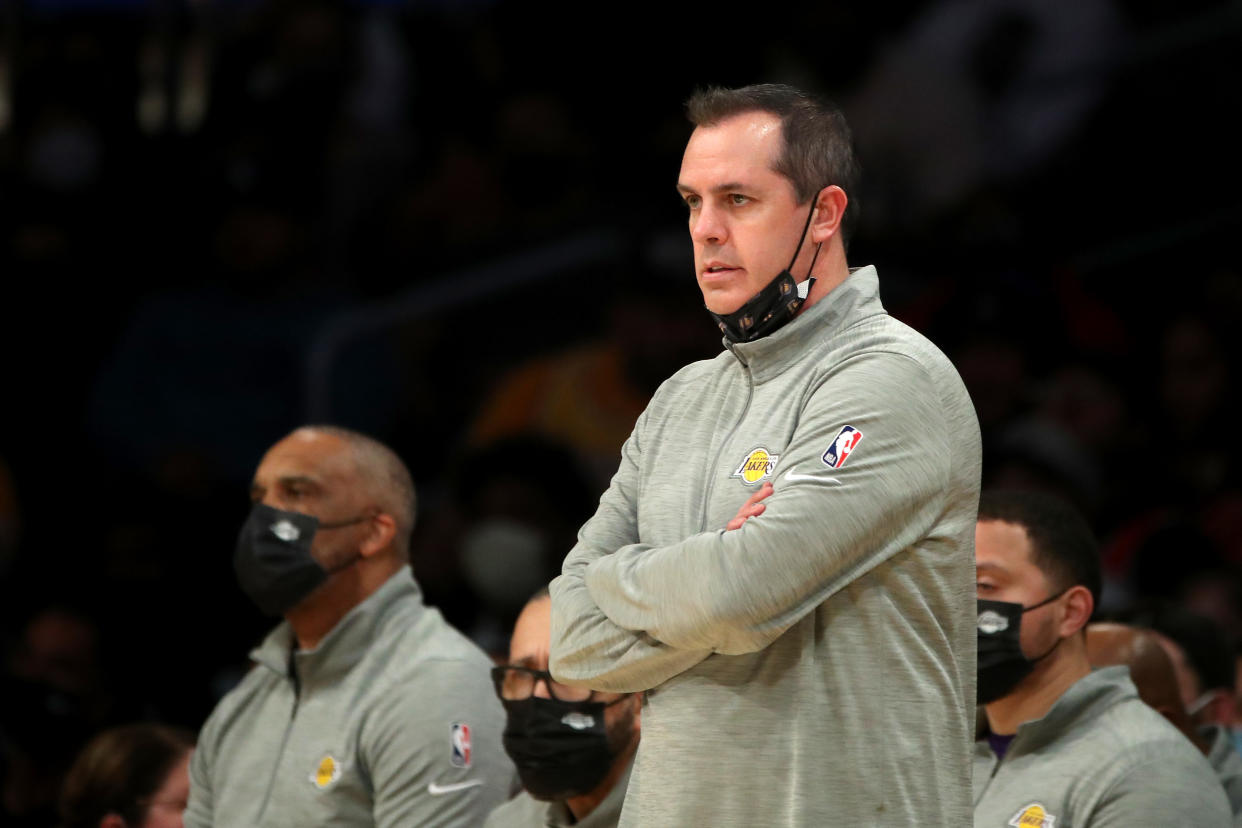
top-left (985, 646), bottom-right (1092, 736)
top-left (285, 560), bottom-right (401, 651)
top-left (564, 738), bottom-right (637, 823)
top-left (797, 246), bottom-right (850, 314)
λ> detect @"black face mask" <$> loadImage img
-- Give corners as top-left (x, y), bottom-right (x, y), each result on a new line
top-left (234, 503), bottom-right (367, 616)
top-left (501, 695), bottom-right (629, 801)
top-left (976, 591), bottom-right (1067, 704)
top-left (708, 192), bottom-right (822, 343)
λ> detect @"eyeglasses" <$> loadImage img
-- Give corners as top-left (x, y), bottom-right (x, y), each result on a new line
top-left (490, 665), bottom-right (595, 702)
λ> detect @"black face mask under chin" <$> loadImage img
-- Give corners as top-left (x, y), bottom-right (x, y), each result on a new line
top-left (234, 502), bottom-right (368, 616)
top-left (501, 695), bottom-right (631, 801)
top-left (976, 591), bottom-right (1068, 705)
top-left (708, 193), bottom-right (821, 344)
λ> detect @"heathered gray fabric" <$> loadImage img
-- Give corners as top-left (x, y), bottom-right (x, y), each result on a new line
top-left (549, 266), bottom-right (981, 827)
top-left (1203, 724), bottom-right (1242, 826)
top-left (483, 756), bottom-right (632, 828)
top-left (185, 570), bottom-right (514, 827)
top-left (974, 666), bottom-right (1232, 827)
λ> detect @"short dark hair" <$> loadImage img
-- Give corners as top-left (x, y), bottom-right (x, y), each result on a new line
top-left (978, 490), bottom-right (1102, 609)
top-left (686, 83), bottom-right (861, 244)
top-left (59, 723), bottom-right (195, 828)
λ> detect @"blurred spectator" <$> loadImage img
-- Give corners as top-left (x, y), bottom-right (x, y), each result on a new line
top-left (2, 605), bottom-right (113, 828)
top-left (1120, 602), bottom-right (1238, 737)
top-left (1087, 622), bottom-right (1242, 818)
top-left (59, 723), bottom-right (193, 828)
top-left (467, 275), bottom-right (714, 490)
top-left (411, 436), bottom-right (597, 656)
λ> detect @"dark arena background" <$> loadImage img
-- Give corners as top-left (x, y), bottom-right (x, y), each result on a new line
top-left (0, 0), bottom-right (1239, 810)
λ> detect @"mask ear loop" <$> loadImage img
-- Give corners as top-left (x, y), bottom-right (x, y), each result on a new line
top-left (1021, 587), bottom-right (1072, 663)
top-left (784, 194), bottom-right (819, 273)
top-left (793, 191), bottom-right (825, 296)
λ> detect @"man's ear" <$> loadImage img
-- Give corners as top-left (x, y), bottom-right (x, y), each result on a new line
top-left (810, 185), bottom-right (848, 245)
top-left (359, 512), bottom-right (397, 558)
top-left (1061, 585), bottom-right (1095, 637)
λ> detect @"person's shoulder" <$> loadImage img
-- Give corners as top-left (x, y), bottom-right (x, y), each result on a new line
top-left (482, 789), bottom-right (546, 828)
top-left (828, 312), bottom-right (957, 379)
top-left (1083, 694), bottom-right (1218, 778)
top-left (197, 660), bottom-right (283, 744)
top-left (634, 349), bottom-right (733, 419)
top-left (377, 596), bottom-right (494, 676)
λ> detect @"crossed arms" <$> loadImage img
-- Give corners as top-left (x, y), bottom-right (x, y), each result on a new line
top-left (548, 351), bottom-right (952, 693)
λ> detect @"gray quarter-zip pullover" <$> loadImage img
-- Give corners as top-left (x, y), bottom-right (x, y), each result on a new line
top-left (186, 570), bottom-right (514, 827)
top-left (974, 666), bottom-right (1231, 827)
top-left (550, 265), bottom-right (981, 827)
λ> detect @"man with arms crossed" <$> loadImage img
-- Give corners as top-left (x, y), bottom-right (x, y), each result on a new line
top-left (974, 490), bottom-right (1229, 826)
top-left (549, 84), bottom-right (981, 826)
top-left (186, 426), bottom-right (512, 827)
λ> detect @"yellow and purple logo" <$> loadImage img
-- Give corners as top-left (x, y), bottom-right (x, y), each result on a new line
top-left (1008, 803), bottom-right (1056, 827)
top-left (733, 447), bottom-right (780, 485)
top-left (310, 755), bottom-right (342, 790)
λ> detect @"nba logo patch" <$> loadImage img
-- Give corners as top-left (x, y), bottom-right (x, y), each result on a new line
top-left (822, 425), bottom-right (863, 468)
top-left (450, 722), bottom-right (472, 768)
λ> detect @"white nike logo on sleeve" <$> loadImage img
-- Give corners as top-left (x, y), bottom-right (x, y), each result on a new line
top-left (427, 779), bottom-right (484, 796)
top-left (782, 469), bottom-right (842, 485)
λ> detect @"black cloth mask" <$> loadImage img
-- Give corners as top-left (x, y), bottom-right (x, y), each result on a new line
top-left (501, 695), bottom-right (627, 801)
top-left (234, 503), bottom-right (367, 616)
top-left (976, 591), bottom-right (1067, 704)
top-left (707, 192), bottom-right (821, 343)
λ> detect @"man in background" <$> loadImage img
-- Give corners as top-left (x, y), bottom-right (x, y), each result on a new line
top-left (1087, 621), bottom-right (1242, 821)
top-left (974, 490), bottom-right (1229, 826)
top-left (186, 425), bottom-right (512, 827)
top-left (486, 589), bottom-right (638, 828)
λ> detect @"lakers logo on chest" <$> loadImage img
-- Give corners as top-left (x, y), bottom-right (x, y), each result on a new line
top-left (310, 755), bottom-right (343, 790)
top-left (732, 447), bottom-right (780, 486)
top-left (1008, 803), bottom-right (1056, 827)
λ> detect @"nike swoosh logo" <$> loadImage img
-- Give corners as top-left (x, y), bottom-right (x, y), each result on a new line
top-left (427, 779), bottom-right (484, 796)
top-left (782, 469), bottom-right (841, 485)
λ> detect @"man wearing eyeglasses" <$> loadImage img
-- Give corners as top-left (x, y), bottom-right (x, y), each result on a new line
top-left (486, 588), bottom-right (638, 828)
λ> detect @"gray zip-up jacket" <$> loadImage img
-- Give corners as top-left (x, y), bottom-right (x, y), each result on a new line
top-left (974, 666), bottom-right (1232, 827)
top-left (483, 756), bottom-right (633, 828)
top-left (1203, 724), bottom-right (1242, 825)
top-left (185, 570), bottom-right (514, 827)
top-left (550, 266), bottom-right (981, 827)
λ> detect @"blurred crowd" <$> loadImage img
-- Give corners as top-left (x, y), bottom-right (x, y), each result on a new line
top-left (0, 0), bottom-right (1239, 825)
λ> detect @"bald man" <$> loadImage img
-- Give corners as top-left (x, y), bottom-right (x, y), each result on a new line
top-left (1088, 622), bottom-right (1242, 823)
top-left (186, 426), bottom-right (514, 828)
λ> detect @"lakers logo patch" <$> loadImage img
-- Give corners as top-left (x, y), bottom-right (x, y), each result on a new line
top-left (1008, 803), bottom-right (1056, 827)
top-left (732, 447), bottom-right (780, 485)
top-left (310, 755), bottom-right (342, 790)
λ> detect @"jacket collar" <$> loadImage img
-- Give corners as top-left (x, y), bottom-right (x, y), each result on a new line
top-left (250, 569), bottom-right (422, 683)
top-left (724, 265), bottom-right (884, 384)
top-left (981, 666), bottom-right (1138, 755)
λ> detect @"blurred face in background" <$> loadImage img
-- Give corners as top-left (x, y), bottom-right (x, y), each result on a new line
top-left (137, 749), bottom-right (191, 828)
